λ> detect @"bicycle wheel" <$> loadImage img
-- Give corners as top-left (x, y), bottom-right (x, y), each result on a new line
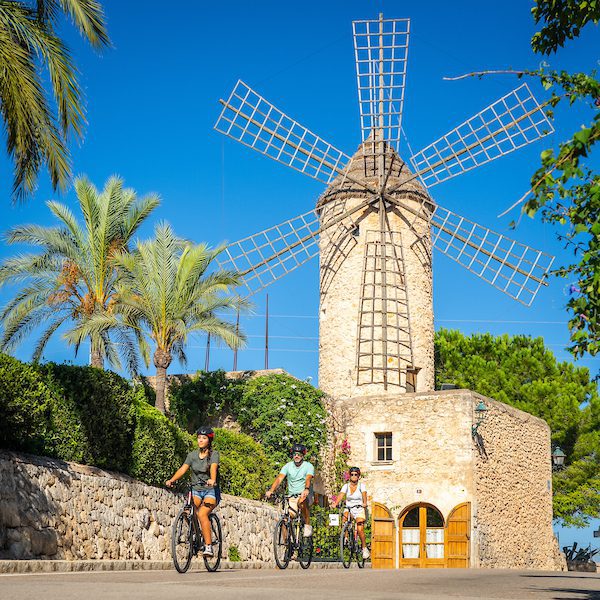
top-left (171, 509), bottom-right (193, 573)
top-left (298, 525), bottom-right (313, 569)
top-left (203, 513), bottom-right (222, 572)
top-left (273, 518), bottom-right (291, 569)
top-left (340, 521), bottom-right (353, 568)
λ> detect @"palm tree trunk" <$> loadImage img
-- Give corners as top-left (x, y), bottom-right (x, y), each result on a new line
top-left (154, 348), bottom-right (172, 413)
top-left (90, 346), bottom-right (103, 369)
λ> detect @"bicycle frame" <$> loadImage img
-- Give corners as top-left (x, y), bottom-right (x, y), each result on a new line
top-left (183, 488), bottom-right (203, 550)
top-left (280, 495), bottom-right (304, 551)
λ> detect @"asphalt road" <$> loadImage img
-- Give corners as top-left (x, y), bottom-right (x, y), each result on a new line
top-left (1, 567), bottom-right (599, 600)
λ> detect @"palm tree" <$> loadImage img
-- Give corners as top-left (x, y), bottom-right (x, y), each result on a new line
top-left (86, 223), bottom-right (247, 413)
top-left (0, 175), bottom-right (159, 370)
top-left (0, 0), bottom-right (110, 201)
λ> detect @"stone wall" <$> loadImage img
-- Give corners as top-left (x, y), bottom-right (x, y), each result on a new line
top-left (473, 399), bottom-right (564, 570)
top-left (0, 451), bottom-right (278, 562)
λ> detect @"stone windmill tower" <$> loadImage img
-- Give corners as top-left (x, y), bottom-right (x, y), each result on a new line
top-left (214, 14), bottom-right (554, 399)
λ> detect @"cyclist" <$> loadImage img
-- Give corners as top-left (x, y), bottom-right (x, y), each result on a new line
top-left (166, 426), bottom-right (220, 557)
top-left (265, 443), bottom-right (314, 537)
top-left (332, 466), bottom-right (370, 559)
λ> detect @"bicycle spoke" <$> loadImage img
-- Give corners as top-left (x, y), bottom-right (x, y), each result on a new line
top-left (340, 522), bottom-right (353, 568)
top-left (273, 518), bottom-right (291, 569)
top-left (298, 517), bottom-right (313, 569)
top-left (171, 510), bottom-right (193, 574)
top-left (203, 513), bottom-right (222, 572)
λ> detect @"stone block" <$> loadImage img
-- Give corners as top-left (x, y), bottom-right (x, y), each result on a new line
top-left (0, 502), bottom-right (20, 528)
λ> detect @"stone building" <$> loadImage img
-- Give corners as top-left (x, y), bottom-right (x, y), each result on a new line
top-left (331, 389), bottom-right (564, 570)
top-left (317, 141), bottom-right (563, 570)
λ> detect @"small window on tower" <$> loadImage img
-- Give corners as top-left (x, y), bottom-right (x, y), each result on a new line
top-left (352, 225), bottom-right (360, 238)
top-left (375, 432), bottom-right (393, 462)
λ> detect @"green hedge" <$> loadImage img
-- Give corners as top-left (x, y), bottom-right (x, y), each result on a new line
top-left (38, 363), bottom-right (136, 472)
top-left (169, 370), bottom-right (243, 432)
top-left (0, 354), bottom-right (295, 502)
top-left (0, 353), bottom-right (56, 455)
top-left (237, 374), bottom-right (327, 471)
top-left (213, 428), bottom-right (274, 500)
top-left (169, 371), bottom-right (328, 475)
top-left (129, 395), bottom-right (194, 487)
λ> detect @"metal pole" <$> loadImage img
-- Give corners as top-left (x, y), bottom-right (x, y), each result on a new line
top-left (205, 333), bottom-right (211, 372)
top-left (233, 310), bottom-right (240, 371)
top-left (265, 294), bottom-right (269, 370)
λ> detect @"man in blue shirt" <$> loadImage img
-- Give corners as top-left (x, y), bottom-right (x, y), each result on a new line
top-left (266, 443), bottom-right (314, 536)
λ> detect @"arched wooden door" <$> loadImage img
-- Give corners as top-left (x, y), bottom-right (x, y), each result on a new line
top-left (371, 502), bottom-right (396, 569)
top-left (398, 503), bottom-right (445, 568)
top-left (446, 502), bottom-right (470, 568)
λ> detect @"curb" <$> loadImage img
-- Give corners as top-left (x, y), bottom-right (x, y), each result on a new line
top-left (0, 559), bottom-right (359, 574)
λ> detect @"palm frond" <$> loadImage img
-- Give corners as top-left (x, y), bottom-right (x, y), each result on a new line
top-left (32, 313), bottom-right (70, 361)
top-left (39, 0), bottom-right (111, 49)
top-left (0, 7), bottom-right (71, 199)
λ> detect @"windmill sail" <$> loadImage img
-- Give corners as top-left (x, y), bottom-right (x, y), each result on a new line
top-left (353, 15), bottom-right (410, 153)
top-left (216, 200), bottom-right (368, 297)
top-left (430, 205), bottom-right (554, 306)
top-left (215, 80), bottom-right (350, 185)
top-left (408, 84), bottom-right (554, 188)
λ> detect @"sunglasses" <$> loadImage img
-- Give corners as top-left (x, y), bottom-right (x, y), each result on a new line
top-left (293, 452), bottom-right (304, 457)
top-left (349, 472), bottom-right (360, 477)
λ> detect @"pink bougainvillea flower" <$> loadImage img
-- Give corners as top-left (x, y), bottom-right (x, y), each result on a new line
top-left (343, 470), bottom-right (350, 481)
top-left (341, 439), bottom-right (351, 454)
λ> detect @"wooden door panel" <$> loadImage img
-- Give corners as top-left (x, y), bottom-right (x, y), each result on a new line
top-left (371, 503), bottom-right (396, 569)
top-left (446, 502), bottom-right (470, 568)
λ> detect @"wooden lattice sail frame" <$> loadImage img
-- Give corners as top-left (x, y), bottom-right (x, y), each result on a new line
top-left (214, 14), bottom-right (555, 397)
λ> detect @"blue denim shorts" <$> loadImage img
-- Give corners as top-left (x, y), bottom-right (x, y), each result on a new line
top-left (192, 487), bottom-right (221, 505)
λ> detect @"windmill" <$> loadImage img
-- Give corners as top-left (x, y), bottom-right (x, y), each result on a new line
top-left (214, 14), bottom-right (555, 400)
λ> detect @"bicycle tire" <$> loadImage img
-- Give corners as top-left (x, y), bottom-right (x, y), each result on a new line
top-left (203, 513), bottom-right (222, 572)
top-left (273, 518), bottom-right (291, 569)
top-left (171, 509), bottom-right (193, 573)
top-left (340, 521), bottom-right (353, 568)
top-left (298, 530), bottom-right (313, 569)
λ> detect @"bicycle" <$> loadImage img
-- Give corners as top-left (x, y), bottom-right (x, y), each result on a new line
top-left (339, 507), bottom-right (367, 568)
top-left (171, 484), bottom-right (222, 573)
top-left (271, 492), bottom-right (313, 569)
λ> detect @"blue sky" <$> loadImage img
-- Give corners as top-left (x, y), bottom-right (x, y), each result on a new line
top-left (0, 1), bottom-right (598, 547)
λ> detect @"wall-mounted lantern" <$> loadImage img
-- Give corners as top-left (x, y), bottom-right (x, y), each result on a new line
top-left (551, 446), bottom-right (566, 470)
top-left (471, 400), bottom-right (488, 437)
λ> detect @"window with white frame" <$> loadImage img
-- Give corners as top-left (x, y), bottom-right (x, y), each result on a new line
top-left (375, 432), bottom-right (393, 462)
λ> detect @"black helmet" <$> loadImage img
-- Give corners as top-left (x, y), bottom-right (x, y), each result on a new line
top-left (349, 466), bottom-right (361, 476)
top-left (195, 426), bottom-right (214, 441)
top-left (290, 443), bottom-right (307, 457)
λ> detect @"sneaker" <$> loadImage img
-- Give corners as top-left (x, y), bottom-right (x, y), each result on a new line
top-left (362, 547), bottom-right (370, 559)
top-left (203, 544), bottom-right (214, 557)
top-left (303, 524), bottom-right (313, 537)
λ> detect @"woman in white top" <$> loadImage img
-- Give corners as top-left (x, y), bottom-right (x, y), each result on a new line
top-left (331, 466), bottom-right (369, 559)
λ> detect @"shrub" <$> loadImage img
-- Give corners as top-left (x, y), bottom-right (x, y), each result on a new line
top-left (227, 545), bottom-right (241, 561)
top-left (38, 363), bottom-right (136, 472)
top-left (129, 393), bottom-right (195, 487)
top-left (213, 428), bottom-right (275, 500)
top-left (0, 353), bottom-right (56, 455)
top-left (169, 370), bottom-right (243, 433)
top-left (236, 374), bottom-right (327, 471)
